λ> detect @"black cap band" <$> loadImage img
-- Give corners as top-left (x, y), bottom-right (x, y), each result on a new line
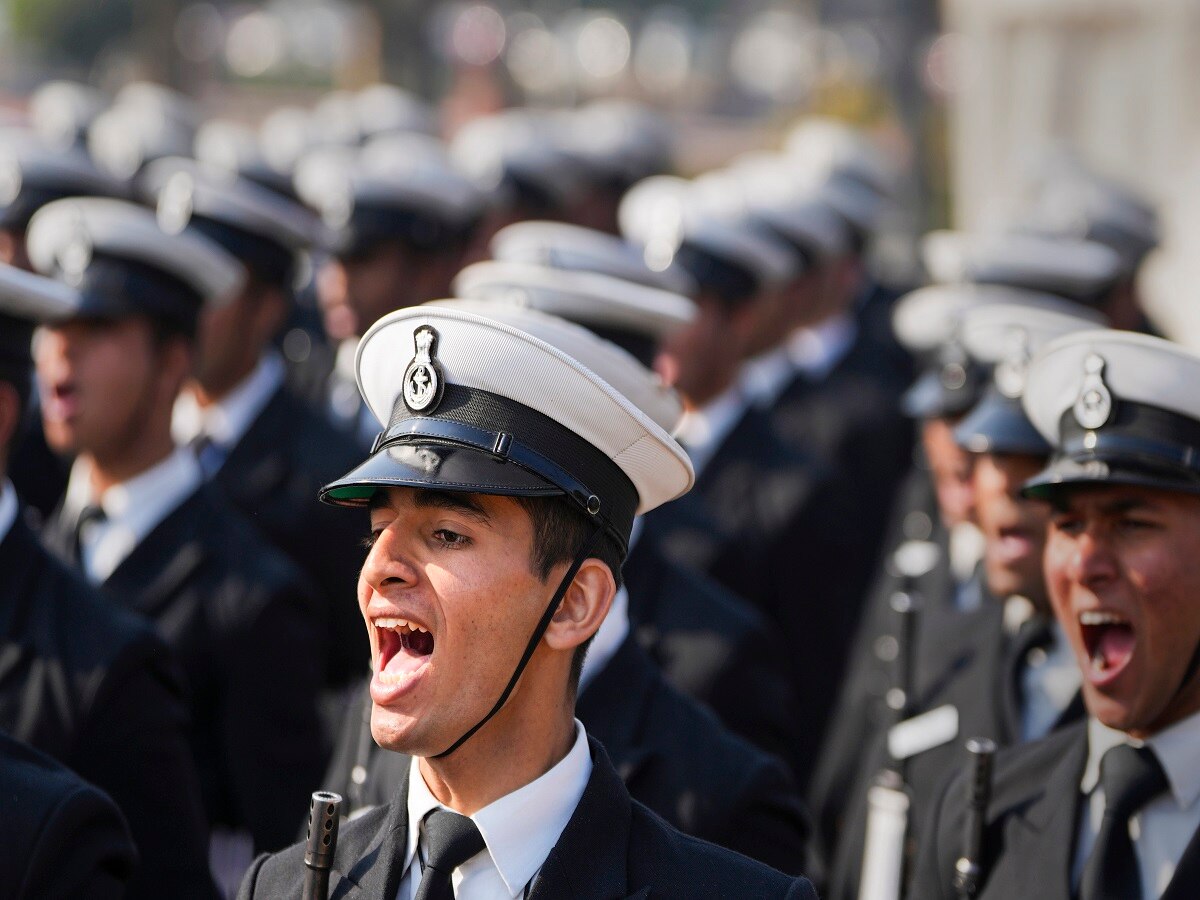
top-left (954, 388), bottom-right (1050, 457)
top-left (670, 241), bottom-right (760, 308)
top-left (1024, 400), bottom-right (1200, 499)
top-left (335, 203), bottom-right (478, 259)
top-left (71, 255), bottom-right (204, 337)
top-left (186, 215), bottom-right (296, 288)
top-left (320, 382), bottom-right (639, 554)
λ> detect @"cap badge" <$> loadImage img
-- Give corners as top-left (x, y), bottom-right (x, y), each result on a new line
top-left (1073, 353), bottom-right (1113, 430)
top-left (157, 171), bottom-right (195, 235)
top-left (995, 328), bottom-right (1031, 399)
top-left (0, 157), bottom-right (21, 206)
top-left (403, 326), bottom-right (444, 414)
top-left (57, 211), bottom-right (92, 288)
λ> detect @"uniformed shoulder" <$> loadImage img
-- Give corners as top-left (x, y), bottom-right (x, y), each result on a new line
top-left (0, 733), bottom-right (135, 895)
top-left (626, 799), bottom-right (817, 898)
top-left (21, 525), bottom-right (167, 674)
top-left (934, 719), bottom-right (1086, 830)
top-left (238, 804), bottom-right (392, 899)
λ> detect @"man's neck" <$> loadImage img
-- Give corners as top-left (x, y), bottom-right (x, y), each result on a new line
top-left (416, 708), bottom-right (576, 816)
top-left (189, 362), bottom-right (259, 409)
top-left (86, 438), bottom-right (176, 496)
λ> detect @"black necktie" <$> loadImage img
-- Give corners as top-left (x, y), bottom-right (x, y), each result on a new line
top-left (71, 504), bottom-right (107, 567)
top-left (1079, 744), bottom-right (1169, 900)
top-left (414, 809), bottom-right (486, 900)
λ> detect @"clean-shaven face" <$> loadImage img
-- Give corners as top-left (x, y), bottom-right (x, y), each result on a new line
top-left (360, 486), bottom-right (557, 756)
top-left (1045, 484), bottom-right (1200, 736)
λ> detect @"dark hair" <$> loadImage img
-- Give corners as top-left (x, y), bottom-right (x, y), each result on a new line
top-left (512, 494), bottom-right (625, 694)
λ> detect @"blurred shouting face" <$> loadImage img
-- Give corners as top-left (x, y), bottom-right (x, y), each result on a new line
top-left (974, 452), bottom-right (1051, 608)
top-left (35, 317), bottom-right (184, 460)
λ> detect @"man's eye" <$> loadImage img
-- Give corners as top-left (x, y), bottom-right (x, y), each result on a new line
top-left (361, 530), bottom-right (382, 550)
top-left (1052, 517), bottom-right (1083, 535)
top-left (433, 529), bottom-right (469, 548)
top-left (1119, 518), bottom-right (1157, 532)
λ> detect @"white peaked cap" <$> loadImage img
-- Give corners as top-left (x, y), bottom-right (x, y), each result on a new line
top-left (453, 259), bottom-right (695, 341)
top-left (490, 220), bottom-right (695, 296)
top-left (27, 197), bottom-right (244, 306)
top-left (350, 304), bottom-right (694, 516)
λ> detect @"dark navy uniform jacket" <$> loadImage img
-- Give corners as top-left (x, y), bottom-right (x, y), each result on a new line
top-left (321, 636), bottom-right (816, 878)
top-left (910, 720), bottom-right (1200, 900)
top-left (0, 510), bottom-right (214, 898)
top-left (206, 382), bottom-right (369, 689)
top-left (239, 738), bottom-right (819, 899)
top-left (44, 484), bottom-right (329, 853)
top-left (0, 729), bottom-right (135, 900)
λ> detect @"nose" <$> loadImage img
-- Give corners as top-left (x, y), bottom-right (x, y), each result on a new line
top-left (1064, 525), bottom-right (1119, 590)
top-left (359, 521), bottom-right (420, 600)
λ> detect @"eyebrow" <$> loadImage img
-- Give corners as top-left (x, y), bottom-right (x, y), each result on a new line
top-left (412, 490), bottom-right (493, 525)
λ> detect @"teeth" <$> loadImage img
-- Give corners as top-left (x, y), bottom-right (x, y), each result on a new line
top-left (1080, 611), bottom-right (1126, 626)
top-left (373, 617), bottom-right (430, 634)
top-left (1092, 645), bottom-right (1108, 671)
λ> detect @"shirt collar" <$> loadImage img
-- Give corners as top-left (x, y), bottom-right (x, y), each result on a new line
top-left (65, 447), bottom-right (202, 542)
top-left (740, 345), bottom-right (795, 409)
top-left (0, 479), bottom-right (17, 544)
top-left (786, 312), bottom-right (857, 380)
top-left (173, 352), bottom-right (286, 449)
top-left (578, 585), bottom-right (630, 693)
top-left (405, 721), bottom-right (593, 897)
top-left (674, 383), bottom-right (749, 477)
top-left (1082, 710), bottom-right (1200, 810)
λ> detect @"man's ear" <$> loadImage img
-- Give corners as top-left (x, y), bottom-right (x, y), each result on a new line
top-left (544, 558), bottom-right (616, 653)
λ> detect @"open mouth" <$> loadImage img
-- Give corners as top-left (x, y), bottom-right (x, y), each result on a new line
top-left (42, 380), bottom-right (80, 422)
top-left (374, 617), bottom-right (434, 686)
top-left (1080, 610), bottom-right (1135, 683)
top-left (995, 525), bottom-right (1035, 561)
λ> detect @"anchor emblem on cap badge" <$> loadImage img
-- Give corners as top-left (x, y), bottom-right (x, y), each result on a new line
top-left (1073, 353), bottom-right (1113, 430)
top-left (403, 326), bottom-right (444, 414)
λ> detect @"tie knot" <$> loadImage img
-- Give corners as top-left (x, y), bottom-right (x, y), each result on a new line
top-left (1099, 744), bottom-right (1168, 819)
top-left (422, 809), bottom-right (485, 874)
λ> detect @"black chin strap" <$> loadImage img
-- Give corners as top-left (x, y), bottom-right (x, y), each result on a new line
top-left (432, 524), bottom-right (605, 759)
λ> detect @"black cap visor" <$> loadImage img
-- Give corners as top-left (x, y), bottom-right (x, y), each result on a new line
top-left (320, 439), bottom-right (561, 506)
top-left (1022, 402), bottom-right (1200, 501)
top-left (954, 389), bottom-right (1050, 457)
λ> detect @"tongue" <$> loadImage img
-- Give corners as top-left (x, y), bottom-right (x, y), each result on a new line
top-left (1096, 625), bottom-right (1135, 671)
top-left (383, 633), bottom-right (432, 676)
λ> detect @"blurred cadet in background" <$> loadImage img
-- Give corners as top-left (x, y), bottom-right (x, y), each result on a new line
top-left (0, 261), bottom-right (214, 899)
top-left (25, 197), bottom-right (327, 893)
top-left (148, 160), bottom-right (368, 695)
top-left (294, 139), bottom-right (488, 446)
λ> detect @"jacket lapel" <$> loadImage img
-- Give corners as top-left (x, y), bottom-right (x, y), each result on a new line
top-left (529, 738), bottom-right (636, 899)
top-left (215, 387), bottom-right (292, 503)
top-left (101, 488), bottom-right (211, 617)
top-left (1161, 822), bottom-right (1200, 900)
top-left (328, 765), bottom-right (411, 898)
top-left (991, 726), bottom-right (1088, 899)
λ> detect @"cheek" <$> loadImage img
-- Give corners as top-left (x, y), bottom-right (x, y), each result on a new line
top-left (1043, 533), bottom-right (1076, 612)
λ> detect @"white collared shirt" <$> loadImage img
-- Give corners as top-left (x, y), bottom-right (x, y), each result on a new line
top-left (578, 585), bottom-right (630, 694)
top-left (396, 721), bottom-right (592, 900)
top-left (740, 345), bottom-right (795, 411)
top-left (1072, 711), bottom-right (1200, 897)
top-left (63, 447), bottom-right (202, 583)
top-left (173, 352), bottom-right (286, 462)
top-left (1019, 620), bottom-right (1080, 742)
top-left (0, 479), bottom-right (17, 545)
top-left (674, 383), bottom-right (750, 478)
top-left (786, 312), bottom-right (857, 381)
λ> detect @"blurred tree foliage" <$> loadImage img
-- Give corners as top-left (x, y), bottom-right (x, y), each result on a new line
top-left (8, 0), bottom-right (135, 68)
